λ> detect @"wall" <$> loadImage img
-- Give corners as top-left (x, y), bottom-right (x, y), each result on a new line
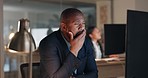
top-left (3, 1), bottom-right (96, 47)
top-left (135, 0), bottom-right (148, 12)
top-left (96, 0), bottom-right (136, 29)
top-left (0, 0), bottom-right (4, 77)
top-left (113, 0), bottom-right (135, 23)
top-left (113, 0), bottom-right (148, 24)
top-left (96, 0), bottom-right (112, 29)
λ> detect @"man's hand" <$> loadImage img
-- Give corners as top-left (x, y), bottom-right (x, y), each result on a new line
top-left (69, 29), bottom-right (86, 57)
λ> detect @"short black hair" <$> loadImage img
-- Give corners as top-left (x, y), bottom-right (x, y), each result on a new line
top-left (60, 8), bottom-right (83, 23)
top-left (86, 26), bottom-right (97, 36)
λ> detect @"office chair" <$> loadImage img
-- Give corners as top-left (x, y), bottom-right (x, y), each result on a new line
top-left (20, 62), bottom-right (40, 78)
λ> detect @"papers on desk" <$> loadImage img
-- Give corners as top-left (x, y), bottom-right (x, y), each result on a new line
top-left (102, 57), bottom-right (120, 61)
top-left (95, 59), bottom-right (107, 63)
top-left (96, 57), bottom-right (118, 61)
top-left (96, 57), bottom-right (125, 62)
top-left (95, 59), bottom-right (103, 61)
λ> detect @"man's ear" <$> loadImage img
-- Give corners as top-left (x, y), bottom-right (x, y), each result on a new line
top-left (61, 23), bottom-right (66, 31)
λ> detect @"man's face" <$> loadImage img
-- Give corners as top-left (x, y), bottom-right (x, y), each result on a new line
top-left (63, 14), bottom-right (85, 39)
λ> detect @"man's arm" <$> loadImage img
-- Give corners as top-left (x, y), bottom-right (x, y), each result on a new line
top-left (76, 38), bottom-right (98, 78)
top-left (75, 55), bottom-right (98, 78)
top-left (39, 39), bottom-right (81, 78)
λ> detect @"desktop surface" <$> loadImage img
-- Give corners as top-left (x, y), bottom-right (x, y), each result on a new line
top-left (96, 57), bottom-right (125, 78)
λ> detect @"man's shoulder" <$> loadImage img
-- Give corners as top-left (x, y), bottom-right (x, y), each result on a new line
top-left (39, 30), bottom-right (60, 44)
top-left (83, 37), bottom-right (94, 52)
top-left (84, 37), bottom-right (92, 45)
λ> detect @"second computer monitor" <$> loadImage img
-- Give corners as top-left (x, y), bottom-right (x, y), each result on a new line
top-left (104, 24), bottom-right (126, 55)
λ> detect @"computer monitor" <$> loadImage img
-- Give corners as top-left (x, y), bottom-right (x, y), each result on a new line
top-left (104, 24), bottom-right (126, 55)
top-left (126, 10), bottom-right (148, 78)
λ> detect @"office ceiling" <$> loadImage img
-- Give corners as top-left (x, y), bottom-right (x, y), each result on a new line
top-left (30, 0), bottom-right (97, 4)
top-left (31, 0), bottom-right (96, 7)
top-left (4, 0), bottom-right (98, 7)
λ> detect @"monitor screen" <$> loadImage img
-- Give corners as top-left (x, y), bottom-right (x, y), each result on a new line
top-left (126, 10), bottom-right (148, 78)
top-left (104, 24), bottom-right (126, 55)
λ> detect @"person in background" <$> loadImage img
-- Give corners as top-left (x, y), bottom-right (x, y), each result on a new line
top-left (87, 26), bottom-right (103, 59)
top-left (39, 8), bottom-right (98, 78)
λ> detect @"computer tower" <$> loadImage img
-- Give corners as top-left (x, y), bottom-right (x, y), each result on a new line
top-left (126, 10), bottom-right (148, 78)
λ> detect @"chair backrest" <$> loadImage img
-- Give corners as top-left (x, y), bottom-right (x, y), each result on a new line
top-left (20, 62), bottom-right (40, 78)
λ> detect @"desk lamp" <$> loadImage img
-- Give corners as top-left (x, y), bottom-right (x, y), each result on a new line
top-left (6, 18), bottom-right (36, 78)
top-left (7, 19), bottom-right (36, 53)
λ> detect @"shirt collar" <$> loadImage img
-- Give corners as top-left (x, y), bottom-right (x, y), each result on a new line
top-left (60, 31), bottom-right (71, 49)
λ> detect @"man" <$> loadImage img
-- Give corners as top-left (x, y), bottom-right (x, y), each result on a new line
top-left (39, 8), bottom-right (98, 78)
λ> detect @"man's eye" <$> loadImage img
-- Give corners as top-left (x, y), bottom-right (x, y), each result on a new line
top-left (74, 22), bottom-right (79, 25)
top-left (83, 22), bottom-right (85, 25)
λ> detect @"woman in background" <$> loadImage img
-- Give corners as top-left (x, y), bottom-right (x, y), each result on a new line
top-left (87, 26), bottom-right (103, 59)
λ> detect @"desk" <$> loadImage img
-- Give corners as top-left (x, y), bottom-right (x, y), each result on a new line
top-left (4, 51), bottom-right (40, 78)
top-left (96, 58), bottom-right (125, 78)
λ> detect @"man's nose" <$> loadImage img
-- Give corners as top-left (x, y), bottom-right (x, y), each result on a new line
top-left (78, 23), bottom-right (85, 30)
